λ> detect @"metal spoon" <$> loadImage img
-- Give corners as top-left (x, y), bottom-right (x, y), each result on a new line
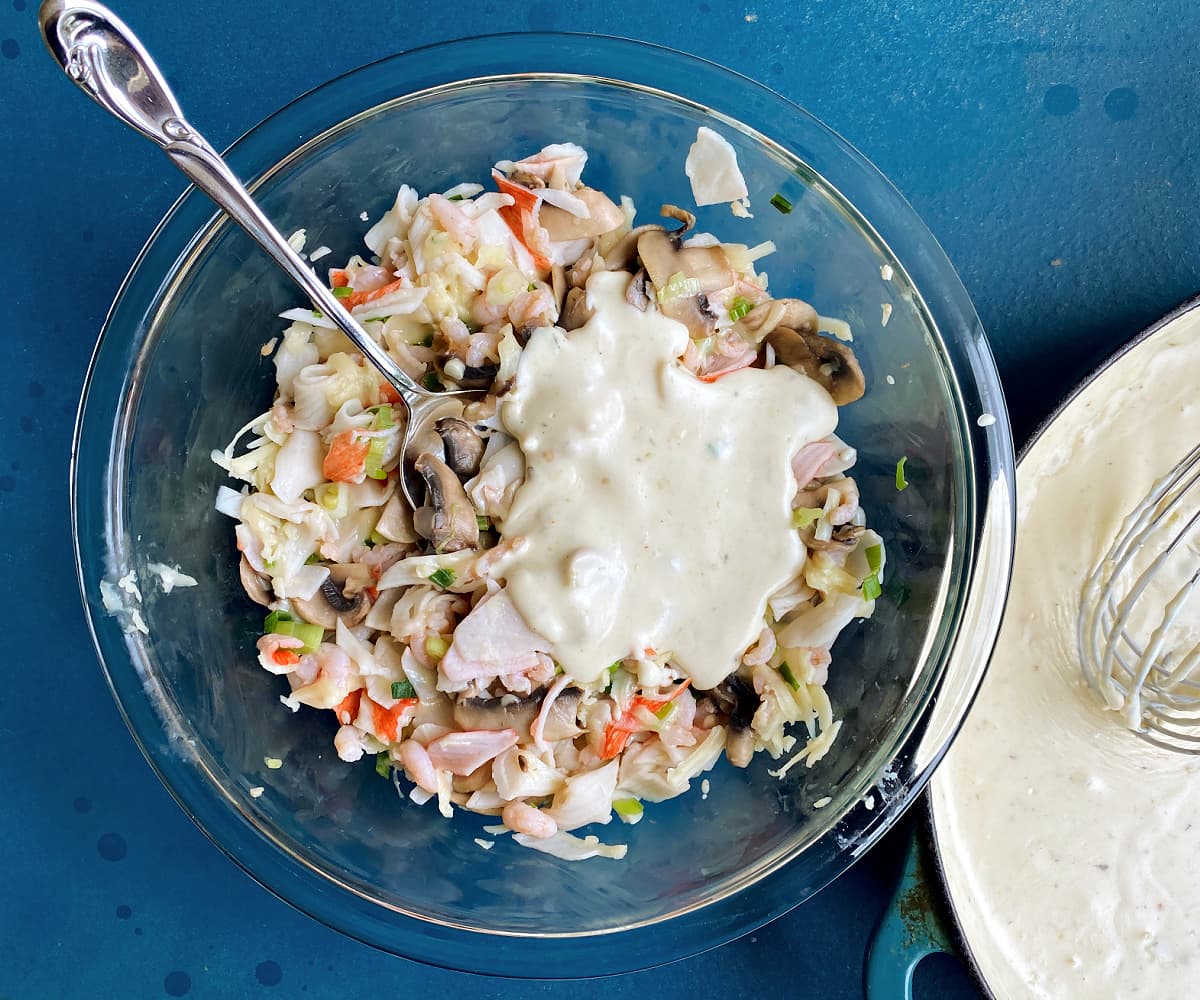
top-left (39, 0), bottom-right (475, 509)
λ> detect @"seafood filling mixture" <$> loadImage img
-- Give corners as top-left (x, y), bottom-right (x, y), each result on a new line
top-left (215, 140), bottom-right (884, 860)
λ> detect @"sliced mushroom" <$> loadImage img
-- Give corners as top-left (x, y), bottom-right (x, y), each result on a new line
top-left (766, 325), bottom-right (866, 405)
top-left (291, 564), bottom-right (372, 629)
top-left (453, 687), bottom-right (581, 742)
top-left (414, 451), bottom-right (480, 552)
top-left (659, 203), bottom-right (696, 233)
top-left (508, 168), bottom-right (545, 189)
top-left (805, 523), bottom-right (866, 552)
top-left (735, 298), bottom-right (820, 344)
top-left (435, 417), bottom-right (484, 479)
top-left (626, 268), bottom-right (651, 311)
top-left (707, 673), bottom-right (760, 737)
top-left (561, 286), bottom-right (593, 331)
top-left (726, 728), bottom-right (756, 768)
top-left (600, 223), bottom-right (665, 272)
top-left (239, 555), bottom-right (272, 607)
top-left (551, 264), bottom-right (568, 317)
top-left (636, 229), bottom-right (733, 296)
top-left (540, 187), bottom-right (626, 242)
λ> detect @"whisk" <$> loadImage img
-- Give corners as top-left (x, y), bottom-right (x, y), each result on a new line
top-left (1078, 442), bottom-right (1200, 753)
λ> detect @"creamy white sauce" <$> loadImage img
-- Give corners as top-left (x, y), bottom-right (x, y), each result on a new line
top-left (932, 309), bottom-right (1200, 999)
top-left (495, 270), bottom-right (837, 688)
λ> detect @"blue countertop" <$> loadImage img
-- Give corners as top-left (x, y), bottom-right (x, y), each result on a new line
top-left (3, 1), bottom-right (1197, 997)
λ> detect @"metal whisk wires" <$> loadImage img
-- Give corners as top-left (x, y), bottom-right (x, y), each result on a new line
top-left (1078, 443), bottom-right (1200, 753)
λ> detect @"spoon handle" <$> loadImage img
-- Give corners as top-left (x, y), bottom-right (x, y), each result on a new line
top-left (39, 0), bottom-right (424, 406)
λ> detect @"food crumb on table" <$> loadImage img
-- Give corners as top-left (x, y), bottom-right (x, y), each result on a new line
top-left (249, 786), bottom-right (264, 798)
top-left (264, 757), bottom-right (283, 769)
top-left (813, 796), bottom-right (832, 809)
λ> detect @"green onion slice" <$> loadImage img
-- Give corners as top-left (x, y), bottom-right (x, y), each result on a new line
top-left (424, 635), bottom-right (448, 661)
top-left (375, 753), bottom-right (391, 778)
top-left (862, 574), bottom-right (883, 602)
top-left (865, 543), bottom-right (883, 574)
top-left (422, 372), bottom-right (443, 392)
top-left (364, 435), bottom-right (388, 481)
top-left (792, 506), bottom-right (823, 530)
top-left (895, 456), bottom-right (909, 491)
top-left (779, 661), bottom-right (801, 690)
top-left (728, 295), bottom-right (753, 322)
top-left (476, 515), bottom-right (491, 531)
top-left (613, 798), bottom-right (644, 819)
top-left (263, 610), bottom-right (294, 632)
top-left (391, 679), bottom-right (417, 700)
top-left (332, 285), bottom-right (354, 299)
top-left (770, 193), bottom-right (793, 214)
top-left (429, 567), bottom-right (456, 589)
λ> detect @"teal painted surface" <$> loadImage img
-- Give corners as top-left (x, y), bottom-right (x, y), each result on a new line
top-left (4, 0), bottom-right (1196, 996)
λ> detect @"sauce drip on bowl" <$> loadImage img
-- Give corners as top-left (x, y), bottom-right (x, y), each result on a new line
top-left (495, 270), bottom-right (838, 688)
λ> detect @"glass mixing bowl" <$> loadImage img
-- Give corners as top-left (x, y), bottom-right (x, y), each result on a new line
top-left (72, 33), bottom-right (1014, 977)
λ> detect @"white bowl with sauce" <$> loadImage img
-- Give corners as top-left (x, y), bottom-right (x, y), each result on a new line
top-left (72, 33), bottom-right (1015, 975)
top-left (928, 298), bottom-right (1200, 998)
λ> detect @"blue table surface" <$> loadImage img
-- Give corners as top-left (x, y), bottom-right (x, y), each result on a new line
top-left (3, 1), bottom-right (1198, 997)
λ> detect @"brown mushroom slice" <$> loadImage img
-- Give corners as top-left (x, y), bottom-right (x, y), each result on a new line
top-left (291, 565), bottom-right (372, 630)
top-left (705, 674), bottom-right (759, 768)
top-left (599, 223), bottom-right (665, 272)
top-left (636, 229), bottom-right (733, 297)
top-left (765, 325), bottom-right (866, 406)
top-left (453, 687), bottom-right (582, 742)
top-left (550, 264), bottom-right (568, 317)
top-left (805, 523), bottom-right (866, 552)
top-left (659, 203), bottom-right (696, 233)
top-left (239, 555), bottom-right (272, 607)
top-left (735, 297), bottom-right (820, 345)
top-left (414, 452), bottom-right (480, 552)
top-left (561, 286), bottom-right (594, 331)
top-left (726, 728), bottom-right (756, 768)
top-left (540, 187), bottom-right (626, 242)
top-left (435, 417), bottom-right (484, 479)
top-left (626, 268), bottom-right (651, 311)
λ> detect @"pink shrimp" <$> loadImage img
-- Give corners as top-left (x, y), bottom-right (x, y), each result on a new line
top-left (334, 725), bottom-right (367, 763)
top-left (470, 295), bottom-right (507, 327)
top-left (429, 193), bottom-right (479, 250)
top-left (346, 263), bottom-right (395, 293)
top-left (507, 287), bottom-right (557, 329)
top-left (398, 739), bottom-right (439, 794)
top-left (256, 633), bottom-right (305, 674)
top-left (742, 625), bottom-right (777, 667)
top-left (465, 327), bottom-right (504, 369)
top-left (502, 800), bottom-right (558, 839)
top-left (692, 329), bottom-right (758, 382)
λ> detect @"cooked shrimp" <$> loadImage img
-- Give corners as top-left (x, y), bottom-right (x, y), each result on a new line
top-left (742, 625), bottom-right (777, 667)
top-left (507, 287), bottom-right (556, 329)
top-left (270, 401), bottom-right (295, 435)
top-left (334, 724), bottom-right (368, 762)
top-left (256, 633), bottom-right (305, 675)
top-left (429, 193), bottom-right (479, 251)
top-left (502, 799), bottom-right (558, 839)
top-left (398, 739), bottom-right (439, 794)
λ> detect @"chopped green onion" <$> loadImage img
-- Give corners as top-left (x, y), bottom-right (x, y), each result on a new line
top-left (862, 573), bottom-right (883, 602)
top-left (527, 281), bottom-right (537, 292)
top-left (265, 614), bottom-right (323, 653)
top-left (263, 610), bottom-right (294, 632)
top-left (447, 193), bottom-right (465, 201)
top-left (604, 661), bottom-right (622, 692)
top-left (369, 405), bottom-right (395, 430)
top-left (363, 535), bottom-right (377, 549)
top-left (368, 529), bottom-right (389, 547)
top-left (476, 515), bottom-right (491, 531)
top-left (422, 372), bottom-right (443, 392)
top-left (364, 435), bottom-right (388, 480)
top-left (779, 661), bottom-right (801, 690)
top-left (728, 295), bottom-right (753, 322)
top-left (424, 635), bottom-right (448, 661)
top-left (375, 753), bottom-right (391, 778)
top-left (311, 309), bottom-right (324, 319)
top-left (418, 332), bottom-right (435, 348)
top-left (554, 663), bottom-right (565, 676)
top-left (391, 679), bottom-right (417, 700)
top-left (613, 798), bottom-right (644, 820)
top-left (657, 271), bottom-right (703, 305)
top-left (792, 506), bottom-right (823, 530)
top-left (770, 192), bottom-right (793, 214)
top-left (332, 285), bottom-right (354, 299)
top-left (895, 456), bottom-right (909, 491)
top-left (654, 702), bottom-right (677, 722)
top-left (429, 567), bottom-right (456, 589)
top-left (304, 552), bottom-right (321, 565)
top-left (865, 543), bottom-right (883, 574)
top-left (316, 482), bottom-right (344, 511)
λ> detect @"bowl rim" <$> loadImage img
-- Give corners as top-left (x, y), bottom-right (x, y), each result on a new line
top-left (71, 30), bottom-right (1016, 977)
